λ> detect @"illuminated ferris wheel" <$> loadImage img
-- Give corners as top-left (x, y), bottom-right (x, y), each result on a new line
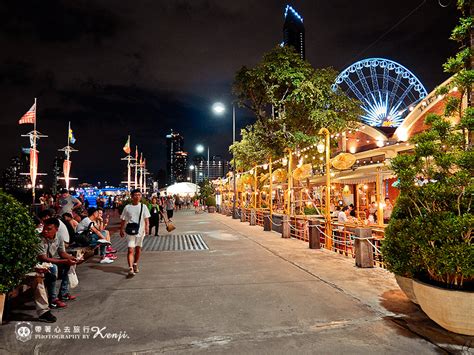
top-left (332, 58), bottom-right (428, 127)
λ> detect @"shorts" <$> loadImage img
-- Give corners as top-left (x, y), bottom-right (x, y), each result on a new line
top-left (126, 234), bottom-right (144, 248)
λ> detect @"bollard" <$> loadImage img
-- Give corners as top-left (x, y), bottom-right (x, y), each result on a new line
top-left (282, 215), bottom-right (290, 238)
top-left (250, 209), bottom-right (256, 226)
top-left (240, 209), bottom-right (246, 222)
top-left (232, 207), bottom-right (239, 219)
top-left (308, 220), bottom-right (321, 249)
top-left (263, 212), bottom-right (272, 231)
top-left (354, 228), bottom-right (374, 268)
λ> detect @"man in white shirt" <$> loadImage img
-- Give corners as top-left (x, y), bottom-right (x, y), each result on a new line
top-left (120, 189), bottom-right (150, 277)
top-left (338, 206), bottom-right (349, 223)
top-left (337, 206), bottom-right (352, 230)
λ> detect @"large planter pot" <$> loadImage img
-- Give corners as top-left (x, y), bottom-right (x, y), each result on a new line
top-left (0, 293), bottom-right (5, 323)
top-left (413, 279), bottom-right (474, 335)
top-left (208, 206), bottom-right (216, 213)
top-left (394, 275), bottom-right (418, 305)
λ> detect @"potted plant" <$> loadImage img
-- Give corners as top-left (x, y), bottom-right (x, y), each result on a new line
top-left (0, 191), bottom-right (40, 322)
top-left (206, 196), bottom-right (217, 213)
top-left (382, 2), bottom-right (473, 335)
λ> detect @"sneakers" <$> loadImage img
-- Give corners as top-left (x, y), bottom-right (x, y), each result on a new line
top-left (127, 268), bottom-right (135, 277)
top-left (97, 239), bottom-right (111, 245)
top-left (105, 253), bottom-right (117, 260)
top-left (50, 299), bottom-right (67, 309)
top-left (39, 311), bottom-right (57, 323)
top-left (133, 264), bottom-right (139, 273)
top-left (99, 257), bottom-right (114, 264)
top-left (59, 293), bottom-right (77, 301)
top-left (106, 246), bottom-right (117, 253)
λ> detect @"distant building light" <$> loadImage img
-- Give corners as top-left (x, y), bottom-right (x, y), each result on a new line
top-left (284, 5), bottom-right (303, 22)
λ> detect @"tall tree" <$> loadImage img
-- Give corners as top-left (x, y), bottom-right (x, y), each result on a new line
top-left (232, 46), bottom-right (361, 170)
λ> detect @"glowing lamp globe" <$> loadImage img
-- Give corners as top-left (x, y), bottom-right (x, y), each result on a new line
top-left (212, 102), bottom-right (226, 115)
top-left (196, 145), bottom-right (205, 153)
top-left (317, 141), bottom-right (325, 154)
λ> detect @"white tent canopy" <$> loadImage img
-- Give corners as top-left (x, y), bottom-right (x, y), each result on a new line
top-left (165, 182), bottom-right (199, 196)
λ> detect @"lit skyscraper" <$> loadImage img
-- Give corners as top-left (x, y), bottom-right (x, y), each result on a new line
top-left (192, 155), bottom-right (228, 183)
top-left (283, 5), bottom-right (305, 60)
top-left (166, 130), bottom-right (186, 185)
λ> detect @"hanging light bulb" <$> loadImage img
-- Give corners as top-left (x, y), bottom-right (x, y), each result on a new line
top-left (317, 141), bottom-right (325, 154)
top-left (282, 157), bottom-right (288, 166)
top-left (263, 163), bottom-right (268, 170)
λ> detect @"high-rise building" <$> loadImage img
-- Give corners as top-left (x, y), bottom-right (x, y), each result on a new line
top-left (174, 151), bottom-right (188, 183)
top-left (283, 5), bottom-right (305, 60)
top-left (1, 156), bottom-right (27, 191)
top-left (52, 155), bottom-right (65, 195)
top-left (166, 130), bottom-right (187, 185)
top-left (192, 155), bottom-right (228, 183)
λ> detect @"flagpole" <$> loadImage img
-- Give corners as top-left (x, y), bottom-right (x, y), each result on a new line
top-left (32, 98), bottom-right (37, 204)
top-left (120, 136), bottom-right (134, 192)
top-left (143, 159), bottom-right (147, 195)
top-left (134, 146), bottom-right (138, 189)
top-left (65, 122), bottom-right (70, 190)
top-left (139, 153), bottom-right (143, 193)
top-left (127, 135), bottom-right (131, 191)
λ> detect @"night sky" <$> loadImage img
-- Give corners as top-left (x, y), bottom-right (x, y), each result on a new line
top-left (0, 0), bottom-right (459, 185)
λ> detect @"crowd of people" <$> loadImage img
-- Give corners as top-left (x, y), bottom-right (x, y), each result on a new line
top-left (333, 198), bottom-right (393, 226)
top-left (30, 188), bottom-right (200, 323)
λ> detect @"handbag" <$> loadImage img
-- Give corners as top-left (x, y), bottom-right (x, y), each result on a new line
top-left (68, 265), bottom-right (79, 288)
top-left (125, 203), bottom-right (143, 235)
top-left (160, 211), bottom-right (176, 232)
top-left (73, 222), bottom-right (94, 247)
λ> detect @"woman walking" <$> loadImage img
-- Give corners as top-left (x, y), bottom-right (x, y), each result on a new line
top-left (148, 196), bottom-right (160, 236)
top-left (165, 196), bottom-right (175, 222)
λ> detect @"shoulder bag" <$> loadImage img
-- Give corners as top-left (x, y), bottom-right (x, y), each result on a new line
top-left (125, 203), bottom-right (143, 235)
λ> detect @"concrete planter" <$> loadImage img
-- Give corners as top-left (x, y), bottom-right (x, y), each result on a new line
top-left (208, 206), bottom-right (216, 213)
top-left (395, 275), bottom-right (418, 305)
top-left (413, 279), bottom-right (474, 335)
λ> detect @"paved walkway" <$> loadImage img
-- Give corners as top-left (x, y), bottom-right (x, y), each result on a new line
top-left (1, 210), bottom-right (472, 354)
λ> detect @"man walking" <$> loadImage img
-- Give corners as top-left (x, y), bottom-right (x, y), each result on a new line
top-left (120, 189), bottom-right (150, 277)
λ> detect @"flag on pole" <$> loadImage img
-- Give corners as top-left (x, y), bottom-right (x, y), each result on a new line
top-left (140, 153), bottom-right (143, 166)
top-left (135, 146), bottom-right (138, 160)
top-left (30, 148), bottom-right (38, 188)
top-left (19, 102), bottom-right (36, 124)
top-left (123, 136), bottom-right (131, 154)
top-left (68, 128), bottom-right (76, 144)
top-left (63, 159), bottom-right (71, 189)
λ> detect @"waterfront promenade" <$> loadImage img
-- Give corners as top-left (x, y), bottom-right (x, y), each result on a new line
top-left (1, 210), bottom-right (472, 354)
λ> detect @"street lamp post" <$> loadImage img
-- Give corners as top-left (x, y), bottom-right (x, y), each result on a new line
top-left (212, 102), bottom-right (238, 219)
top-left (196, 144), bottom-right (209, 180)
top-left (318, 128), bottom-right (332, 250)
top-left (189, 165), bottom-right (195, 183)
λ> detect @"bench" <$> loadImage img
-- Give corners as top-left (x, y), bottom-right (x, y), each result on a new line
top-left (5, 245), bottom-right (95, 315)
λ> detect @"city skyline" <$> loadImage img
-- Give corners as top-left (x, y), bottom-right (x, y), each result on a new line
top-left (0, 1), bottom-right (459, 186)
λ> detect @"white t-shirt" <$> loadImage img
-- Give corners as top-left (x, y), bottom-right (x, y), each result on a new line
top-left (121, 203), bottom-right (151, 237)
top-left (57, 219), bottom-right (70, 243)
top-left (338, 211), bottom-right (348, 224)
top-left (76, 217), bottom-right (94, 234)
